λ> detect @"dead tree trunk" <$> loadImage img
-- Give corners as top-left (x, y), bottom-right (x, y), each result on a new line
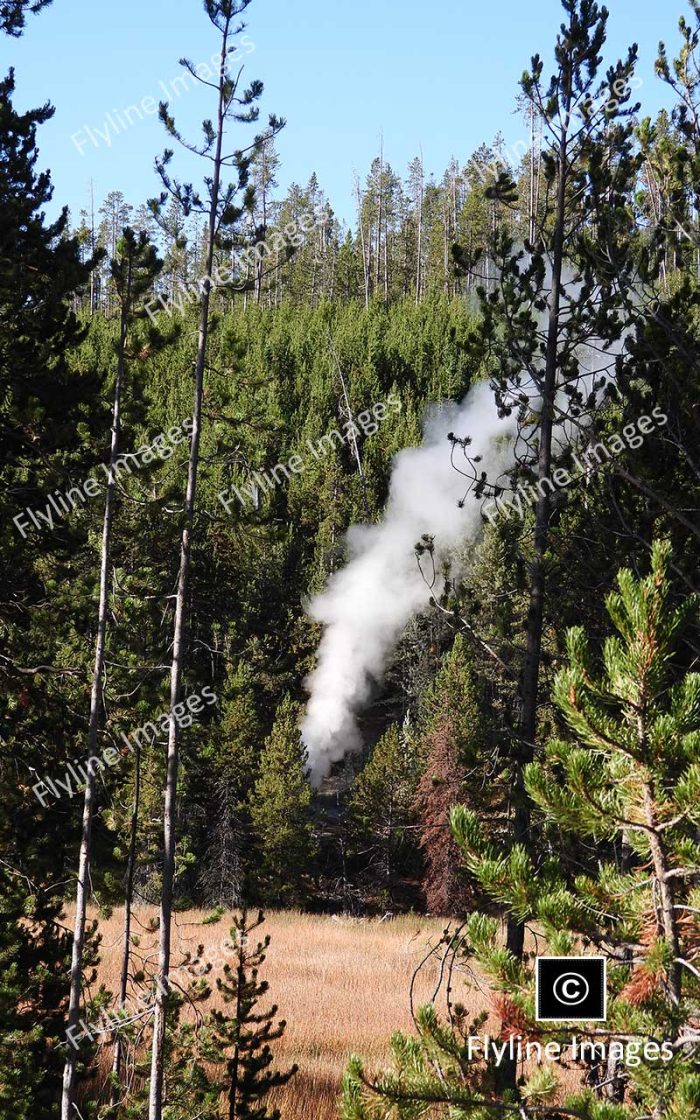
top-left (415, 156), bottom-right (423, 304)
top-left (60, 252), bottom-right (133, 1120)
top-left (355, 174), bottom-right (370, 308)
top-left (147, 18), bottom-right (230, 1120)
top-left (110, 744), bottom-right (141, 1106)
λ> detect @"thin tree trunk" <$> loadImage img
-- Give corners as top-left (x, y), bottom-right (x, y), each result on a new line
top-left (507, 87), bottom-right (570, 960)
top-left (90, 179), bottom-right (97, 315)
top-left (529, 103), bottom-right (536, 245)
top-left (443, 204), bottom-right (450, 294)
top-left (227, 917), bottom-right (247, 1120)
top-left (311, 242), bottom-right (318, 306)
top-left (60, 257), bottom-right (132, 1120)
top-left (643, 782), bottom-right (681, 1005)
top-left (110, 744), bottom-right (141, 1107)
top-left (452, 172), bottom-right (461, 296)
top-left (415, 158), bottom-right (423, 305)
top-left (329, 337), bottom-right (370, 519)
top-left (500, 73), bottom-right (572, 1100)
top-left (355, 174), bottom-right (370, 308)
top-left (383, 211), bottom-right (389, 303)
top-left (375, 139), bottom-right (383, 292)
top-left (146, 19), bottom-right (231, 1120)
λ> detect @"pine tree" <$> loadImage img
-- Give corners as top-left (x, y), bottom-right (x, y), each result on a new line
top-left (97, 191), bottom-right (134, 312)
top-left (145, 4), bottom-right (283, 1115)
top-left (406, 155), bottom-right (425, 302)
top-left (652, 1), bottom-right (700, 280)
top-left (412, 634), bottom-right (483, 915)
top-left (204, 910), bottom-right (297, 1120)
top-left (159, 196), bottom-right (190, 303)
top-left (249, 696), bottom-right (315, 904)
top-left (198, 661), bottom-right (263, 907)
top-left (248, 136), bottom-right (280, 303)
top-left (61, 229), bottom-right (163, 1120)
top-left (343, 542), bottom-right (700, 1118)
top-left (0, 0), bottom-right (51, 35)
top-left (350, 725), bottom-right (422, 906)
top-left (0, 865), bottom-right (76, 1120)
top-left (452, 0), bottom-right (642, 978)
top-left (453, 540), bottom-right (700, 1114)
top-left (0, 67), bottom-right (102, 1120)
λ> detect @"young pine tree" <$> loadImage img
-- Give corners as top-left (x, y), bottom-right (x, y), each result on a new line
top-left (248, 696), bottom-right (315, 905)
top-left (198, 661), bottom-right (263, 908)
top-left (350, 725), bottom-right (422, 906)
top-left (204, 910), bottom-right (297, 1120)
top-left (456, 539), bottom-right (700, 1115)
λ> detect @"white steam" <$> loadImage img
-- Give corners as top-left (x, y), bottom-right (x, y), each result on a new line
top-left (300, 378), bottom-right (524, 786)
top-left (301, 265), bottom-right (621, 789)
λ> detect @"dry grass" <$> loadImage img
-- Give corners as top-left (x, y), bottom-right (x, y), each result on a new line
top-left (89, 907), bottom-right (582, 1119)
top-left (90, 907), bottom-right (468, 1119)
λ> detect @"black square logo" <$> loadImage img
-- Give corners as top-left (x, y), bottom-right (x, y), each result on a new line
top-left (535, 957), bottom-right (607, 1021)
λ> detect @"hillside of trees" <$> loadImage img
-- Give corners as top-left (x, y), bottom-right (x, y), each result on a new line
top-left (2, 0), bottom-right (700, 1117)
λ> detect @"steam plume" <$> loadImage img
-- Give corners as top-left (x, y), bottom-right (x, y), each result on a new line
top-left (301, 378), bottom-right (523, 786)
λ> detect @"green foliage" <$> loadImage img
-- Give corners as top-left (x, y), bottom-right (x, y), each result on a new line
top-left (0, 867), bottom-right (71, 1120)
top-left (412, 634), bottom-right (482, 913)
top-left (345, 543), bottom-right (700, 1118)
top-left (350, 725), bottom-right (422, 902)
top-left (130, 911), bottom-right (295, 1120)
top-left (248, 696), bottom-right (316, 903)
top-left (6, 1), bottom-right (700, 1117)
top-left (0, 0), bottom-right (52, 36)
top-left (0, 67), bottom-right (105, 1117)
top-left (203, 910), bottom-right (297, 1120)
top-left (470, 544), bottom-right (699, 1114)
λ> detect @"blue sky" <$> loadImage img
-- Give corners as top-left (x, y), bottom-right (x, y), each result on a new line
top-left (2, 0), bottom-right (686, 229)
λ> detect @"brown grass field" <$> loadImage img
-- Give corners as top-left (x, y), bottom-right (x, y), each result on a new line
top-left (88, 907), bottom-right (580, 1119)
